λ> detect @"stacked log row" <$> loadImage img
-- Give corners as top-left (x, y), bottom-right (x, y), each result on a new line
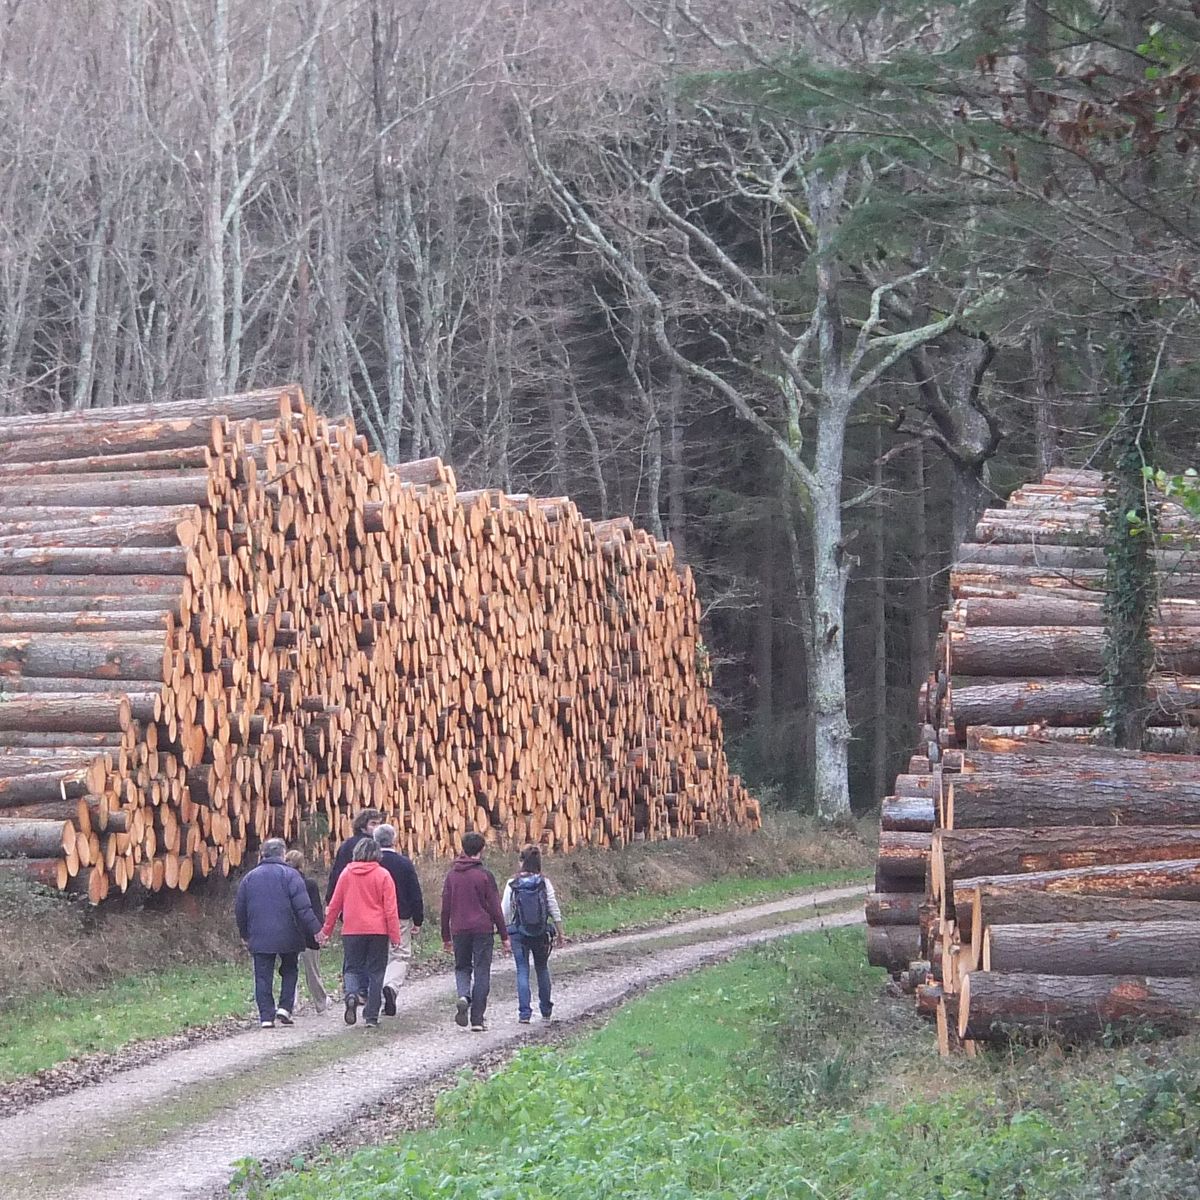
top-left (868, 468), bottom-right (1200, 1047)
top-left (0, 388), bottom-right (757, 902)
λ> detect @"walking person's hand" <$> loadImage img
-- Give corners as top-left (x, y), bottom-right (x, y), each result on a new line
top-left (315, 931), bottom-right (330, 947)
top-left (556, 931), bottom-right (565, 949)
top-left (442, 940), bottom-right (452, 954)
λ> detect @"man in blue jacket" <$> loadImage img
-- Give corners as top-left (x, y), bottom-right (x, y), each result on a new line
top-left (235, 839), bottom-right (322, 1028)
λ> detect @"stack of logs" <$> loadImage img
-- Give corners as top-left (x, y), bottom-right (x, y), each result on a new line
top-left (868, 469), bottom-right (1200, 1047)
top-left (0, 388), bottom-right (758, 903)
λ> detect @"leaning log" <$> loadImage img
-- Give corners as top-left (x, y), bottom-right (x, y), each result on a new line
top-left (958, 971), bottom-right (1200, 1041)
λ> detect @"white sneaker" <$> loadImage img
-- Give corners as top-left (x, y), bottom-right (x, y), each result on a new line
top-left (275, 1009), bottom-right (293, 1025)
top-left (260, 1020), bottom-right (275, 1029)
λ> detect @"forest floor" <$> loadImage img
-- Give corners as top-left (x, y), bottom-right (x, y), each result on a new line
top-left (0, 883), bottom-right (867, 1200)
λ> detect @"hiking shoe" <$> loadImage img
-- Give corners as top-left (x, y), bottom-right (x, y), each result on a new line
top-left (383, 986), bottom-right (397, 1016)
top-left (541, 1012), bottom-right (554, 1021)
top-left (455, 997), bottom-right (470, 1027)
top-left (344, 994), bottom-right (359, 1026)
top-left (260, 1020), bottom-right (275, 1029)
top-left (364, 1018), bottom-right (379, 1028)
top-left (518, 1015), bottom-right (532, 1024)
top-left (470, 1023), bottom-right (487, 1032)
top-left (275, 1009), bottom-right (293, 1026)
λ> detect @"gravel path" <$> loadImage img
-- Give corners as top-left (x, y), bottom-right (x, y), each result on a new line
top-left (0, 883), bottom-right (865, 1200)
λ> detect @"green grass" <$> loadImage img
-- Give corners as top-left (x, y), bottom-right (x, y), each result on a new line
top-left (0, 963), bottom-right (255, 1081)
top-left (0, 870), bottom-right (861, 1081)
top-left (244, 928), bottom-right (1200, 1200)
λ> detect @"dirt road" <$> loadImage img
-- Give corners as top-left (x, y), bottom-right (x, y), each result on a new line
top-left (0, 884), bottom-right (866, 1199)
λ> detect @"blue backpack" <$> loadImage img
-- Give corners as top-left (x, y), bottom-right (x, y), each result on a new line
top-left (510, 874), bottom-right (550, 938)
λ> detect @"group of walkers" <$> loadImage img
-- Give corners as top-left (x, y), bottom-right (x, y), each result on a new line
top-left (234, 810), bottom-right (565, 1033)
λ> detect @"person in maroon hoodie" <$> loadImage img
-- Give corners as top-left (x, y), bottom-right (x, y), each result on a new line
top-left (441, 831), bottom-right (509, 1031)
top-left (318, 839), bottom-right (400, 1027)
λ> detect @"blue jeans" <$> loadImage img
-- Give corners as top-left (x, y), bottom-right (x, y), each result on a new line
top-left (253, 951), bottom-right (298, 1022)
top-left (342, 934), bottom-right (389, 1022)
top-left (510, 931), bottom-right (553, 1020)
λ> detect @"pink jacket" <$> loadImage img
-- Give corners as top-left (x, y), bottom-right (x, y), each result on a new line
top-left (321, 861), bottom-right (401, 942)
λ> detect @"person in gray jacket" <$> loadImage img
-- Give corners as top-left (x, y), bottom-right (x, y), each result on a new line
top-left (235, 839), bottom-right (322, 1028)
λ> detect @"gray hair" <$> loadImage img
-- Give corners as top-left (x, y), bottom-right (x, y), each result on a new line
top-left (373, 823), bottom-right (397, 849)
top-left (260, 838), bottom-right (287, 861)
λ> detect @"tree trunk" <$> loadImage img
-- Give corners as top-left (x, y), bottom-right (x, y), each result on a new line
top-left (959, 970), bottom-right (1200, 1041)
top-left (666, 370), bottom-right (687, 557)
top-left (871, 425), bottom-right (889, 802)
top-left (908, 441), bottom-right (931, 690)
top-left (808, 428), bottom-right (852, 821)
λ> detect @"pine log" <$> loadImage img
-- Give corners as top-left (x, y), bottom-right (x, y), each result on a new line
top-left (867, 923), bottom-right (921, 973)
top-left (963, 725), bottom-right (1196, 753)
top-left (947, 773), bottom-right (1200, 829)
top-left (956, 542), bottom-right (1197, 572)
top-left (934, 827), bottom-right (1200, 901)
top-left (948, 625), bottom-right (1200, 677)
top-left (865, 892), bottom-right (922, 925)
top-left (0, 547), bottom-right (189, 576)
top-left (0, 611), bottom-right (173, 634)
top-left (0, 857), bottom-right (67, 888)
top-left (953, 859), bottom-right (1200, 939)
top-left (984, 920), bottom-right (1200, 977)
top-left (952, 596), bottom-right (1200, 628)
top-left (0, 634), bottom-right (165, 682)
top-left (958, 971), bottom-right (1200, 1041)
top-left (0, 818), bottom-right (73, 858)
top-left (876, 831), bottom-right (931, 878)
top-left (881, 795), bottom-right (935, 832)
top-left (969, 894), bottom-right (1200, 932)
top-left (0, 694), bottom-right (132, 732)
top-left (0, 475), bottom-right (215, 509)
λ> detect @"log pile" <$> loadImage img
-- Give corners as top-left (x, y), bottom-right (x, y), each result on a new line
top-left (868, 468), bottom-right (1200, 1047)
top-left (0, 388), bottom-right (757, 903)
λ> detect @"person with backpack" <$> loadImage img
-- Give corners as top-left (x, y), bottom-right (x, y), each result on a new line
top-left (317, 838), bottom-right (401, 1028)
top-left (440, 831), bottom-right (508, 1031)
top-left (235, 839), bottom-right (322, 1029)
top-left (501, 844), bottom-right (565, 1024)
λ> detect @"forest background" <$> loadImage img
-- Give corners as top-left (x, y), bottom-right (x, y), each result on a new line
top-left (1, 0), bottom-right (1196, 818)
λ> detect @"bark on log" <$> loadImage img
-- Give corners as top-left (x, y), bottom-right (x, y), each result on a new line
top-left (867, 923), bottom-right (921, 973)
top-left (952, 596), bottom-right (1200, 628)
top-left (958, 970), bottom-right (1200, 1041)
top-left (0, 634), bottom-right (166, 682)
top-left (963, 725), bottom-right (1197, 753)
top-left (948, 625), bottom-right (1200, 677)
top-left (0, 611), bottom-right (173, 634)
top-left (947, 773), bottom-right (1200, 829)
top-left (956, 542), bottom-right (1197, 572)
top-left (968, 894), bottom-right (1200, 932)
top-left (877, 831), bottom-right (931, 878)
top-left (881, 795), bottom-right (936, 832)
top-left (934, 827), bottom-right (1200, 901)
top-left (866, 892), bottom-right (922, 925)
top-left (984, 920), bottom-right (1200, 976)
top-left (0, 694), bottom-right (132, 732)
top-left (0, 818), bottom-right (73, 857)
top-left (0, 547), bottom-right (189, 576)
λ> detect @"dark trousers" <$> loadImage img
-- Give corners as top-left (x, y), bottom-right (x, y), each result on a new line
top-left (342, 933), bottom-right (390, 1022)
top-left (253, 951), bottom-right (299, 1022)
top-left (511, 931), bottom-right (553, 1019)
top-left (453, 932), bottom-right (494, 1025)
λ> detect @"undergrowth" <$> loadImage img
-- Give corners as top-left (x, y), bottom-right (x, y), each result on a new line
top-left (244, 927), bottom-right (1200, 1200)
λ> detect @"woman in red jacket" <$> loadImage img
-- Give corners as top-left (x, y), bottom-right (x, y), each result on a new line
top-left (318, 839), bottom-right (401, 1026)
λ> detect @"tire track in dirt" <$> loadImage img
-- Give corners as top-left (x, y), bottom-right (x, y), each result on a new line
top-left (0, 884), bottom-right (866, 1199)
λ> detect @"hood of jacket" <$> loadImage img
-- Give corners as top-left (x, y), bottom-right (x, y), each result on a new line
top-left (344, 861), bottom-right (379, 879)
top-left (451, 855), bottom-right (483, 873)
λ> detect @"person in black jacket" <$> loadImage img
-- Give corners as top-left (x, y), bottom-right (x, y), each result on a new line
top-left (373, 823), bottom-right (424, 1016)
top-left (325, 808), bottom-right (384, 903)
top-left (285, 850), bottom-right (331, 1014)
